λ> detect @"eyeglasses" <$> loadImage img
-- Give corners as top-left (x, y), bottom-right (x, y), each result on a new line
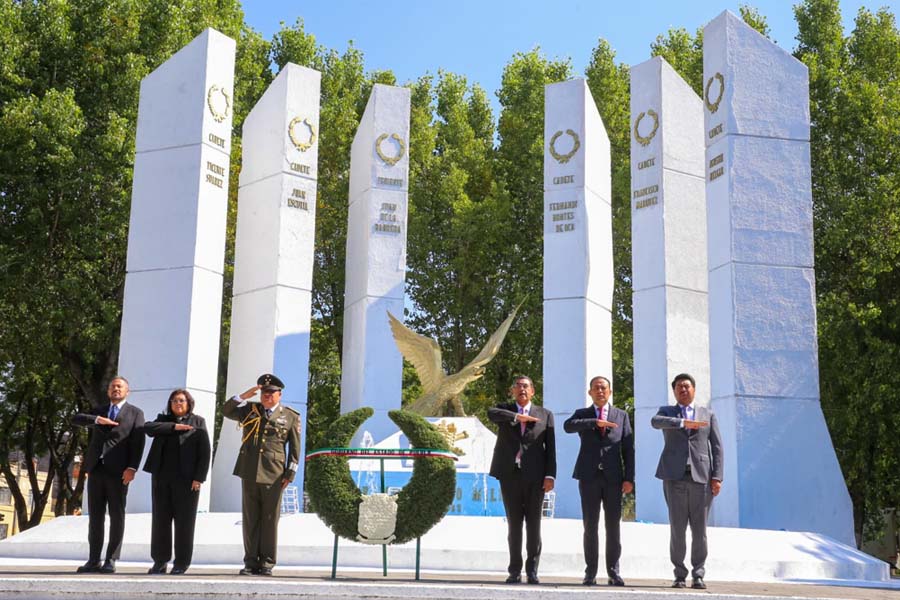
top-left (171, 398), bottom-right (188, 404)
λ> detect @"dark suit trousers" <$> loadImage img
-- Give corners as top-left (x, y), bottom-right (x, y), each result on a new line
top-left (150, 476), bottom-right (200, 568)
top-left (579, 472), bottom-right (623, 578)
top-left (663, 471), bottom-right (712, 579)
top-left (86, 464), bottom-right (128, 561)
top-left (499, 475), bottom-right (544, 576)
top-left (241, 480), bottom-right (284, 569)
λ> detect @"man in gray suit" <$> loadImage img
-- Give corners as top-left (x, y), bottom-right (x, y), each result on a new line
top-left (651, 373), bottom-right (723, 590)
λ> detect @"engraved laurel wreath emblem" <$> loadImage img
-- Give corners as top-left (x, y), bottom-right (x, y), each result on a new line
top-left (288, 117), bottom-right (317, 152)
top-left (633, 109), bottom-right (659, 147)
top-left (206, 85), bottom-right (231, 123)
top-left (548, 129), bottom-right (581, 164)
top-left (375, 133), bottom-right (406, 166)
top-left (705, 72), bottom-right (725, 114)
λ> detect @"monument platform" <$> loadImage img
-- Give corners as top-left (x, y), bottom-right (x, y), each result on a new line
top-left (0, 514), bottom-right (891, 593)
top-left (0, 562), bottom-right (897, 600)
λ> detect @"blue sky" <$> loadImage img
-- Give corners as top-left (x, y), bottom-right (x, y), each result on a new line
top-left (242, 0), bottom-right (897, 113)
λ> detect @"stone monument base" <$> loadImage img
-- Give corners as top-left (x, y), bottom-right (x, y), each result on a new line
top-left (0, 513), bottom-right (888, 584)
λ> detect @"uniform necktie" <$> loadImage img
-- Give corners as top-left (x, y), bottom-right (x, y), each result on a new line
top-left (265, 408), bottom-right (273, 419)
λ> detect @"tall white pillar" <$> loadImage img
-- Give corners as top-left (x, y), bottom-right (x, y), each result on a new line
top-left (118, 29), bottom-right (235, 512)
top-left (704, 11), bottom-right (854, 545)
top-left (630, 57), bottom-right (709, 524)
top-left (340, 84), bottom-right (410, 444)
top-left (209, 64), bottom-right (321, 510)
top-left (542, 79), bottom-right (613, 519)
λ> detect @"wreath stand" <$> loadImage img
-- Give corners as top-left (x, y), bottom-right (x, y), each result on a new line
top-left (305, 447), bottom-right (458, 580)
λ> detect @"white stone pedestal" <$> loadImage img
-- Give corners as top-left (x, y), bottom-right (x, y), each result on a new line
top-left (340, 85), bottom-right (411, 445)
top-left (209, 64), bottom-right (321, 510)
top-left (118, 28), bottom-right (235, 512)
top-left (542, 79), bottom-right (613, 519)
top-left (703, 11), bottom-right (854, 545)
top-left (630, 57), bottom-right (708, 524)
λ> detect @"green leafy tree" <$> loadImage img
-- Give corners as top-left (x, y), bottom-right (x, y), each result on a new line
top-left (491, 50), bottom-right (571, 402)
top-left (404, 71), bottom-right (513, 420)
top-left (795, 0), bottom-right (900, 544)
top-left (0, 0), bottom-right (266, 527)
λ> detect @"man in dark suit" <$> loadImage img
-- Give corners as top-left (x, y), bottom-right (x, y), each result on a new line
top-left (72, 376), bottom-right (146, 574)
top-left (651, 373), bottom-right (723, 590)
top-left (222, 373), bottom-right (301, 576)
top-left (488, 375), bottom-right (556, 585)
top-left (564, 375), bottom-right (634, 587)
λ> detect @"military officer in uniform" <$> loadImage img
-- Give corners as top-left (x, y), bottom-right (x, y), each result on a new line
top-left (223, 374), bottom-right (301, 576)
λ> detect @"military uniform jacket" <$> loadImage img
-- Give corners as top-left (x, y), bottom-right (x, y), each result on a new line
top-left (222, 398), bottom-right (301, 486)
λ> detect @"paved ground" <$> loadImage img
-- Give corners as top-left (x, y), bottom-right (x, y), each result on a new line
top-left (0, 566), bottom-right (897, 600)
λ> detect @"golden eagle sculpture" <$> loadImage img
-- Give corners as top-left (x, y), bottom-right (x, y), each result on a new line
top-left (388, 305), bottom-right (521, 417)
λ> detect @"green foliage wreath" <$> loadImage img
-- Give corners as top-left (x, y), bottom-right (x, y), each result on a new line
top-left (306, 408), bottom-right (456, 544)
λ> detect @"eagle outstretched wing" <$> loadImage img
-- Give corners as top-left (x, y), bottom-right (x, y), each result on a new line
top-left (458, 302), bottom-right (522, 378)
top-left (387, 312), bottom-right (444, 394)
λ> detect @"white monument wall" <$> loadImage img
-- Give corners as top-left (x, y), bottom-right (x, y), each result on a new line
top-left (340, 84), bottom-right (411, 445)
top-left (543, 79), bottom-right (613, 519)
top-left (630, 57), bottom-right (708, 524)
top-left (118, 29), bottom-right (235, 512)
top-left (210, 64), bottom-right (321, 510)
top-left (703, 11), bottom-right (854, 545)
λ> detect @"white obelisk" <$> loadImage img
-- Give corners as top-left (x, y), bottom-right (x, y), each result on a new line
top-left (340, 84), bottom-right (411, 444)
top-left (704, 11), bottom-right (854, 545)
top-left (630, 56), bottom-right (709, 524)
top-left (118, 28), bottom-right (235, 512)
top-left (542, 79), bottom-right (613, 519)
top-left (209, 64), bottom-right (321, 510)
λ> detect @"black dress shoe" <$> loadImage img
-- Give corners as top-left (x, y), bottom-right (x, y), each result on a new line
top-left (608, 575), bottom-right (625, 586)
top-left (100, 560), bottom-right (116, 574)
top-left (258, 567), bottom-right (273, 576)
top-left (582, 577), bottom-right (596, 585)
top-left (504, 574), bottom-right (521, 584)
top-left (148, 562), bottom-right (167, 574)
top-left (672, 578), bottom-right (686, 588)
top-left (170, 567), bottom-right (187, 575)
top-left (76, 561), bottom-right (101, 574)
top-left (691, 577), bottom-right (706, 589)
top-left (239, 567), bottom-right (258, 576)
top-left (526, 572), bottom-right (540, 584)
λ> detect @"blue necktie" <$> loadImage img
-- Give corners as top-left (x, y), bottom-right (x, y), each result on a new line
top-left (109, 404), bottom-right (118, 421)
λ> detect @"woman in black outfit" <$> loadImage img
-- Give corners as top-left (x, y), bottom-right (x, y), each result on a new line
top-left (143, 389), bottom-right (211, 574)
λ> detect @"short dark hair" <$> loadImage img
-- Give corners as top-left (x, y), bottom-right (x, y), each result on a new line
top-left (510, 375), bottom-right (534, 388)
top-left (671, 373), bottom-right (696, 390)
top-left (109, 375), bottom-right (129, 387)
top-left (588, 376), bottom-right (611, 389)
top-left (167, 388), bottom-right (195, 415)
